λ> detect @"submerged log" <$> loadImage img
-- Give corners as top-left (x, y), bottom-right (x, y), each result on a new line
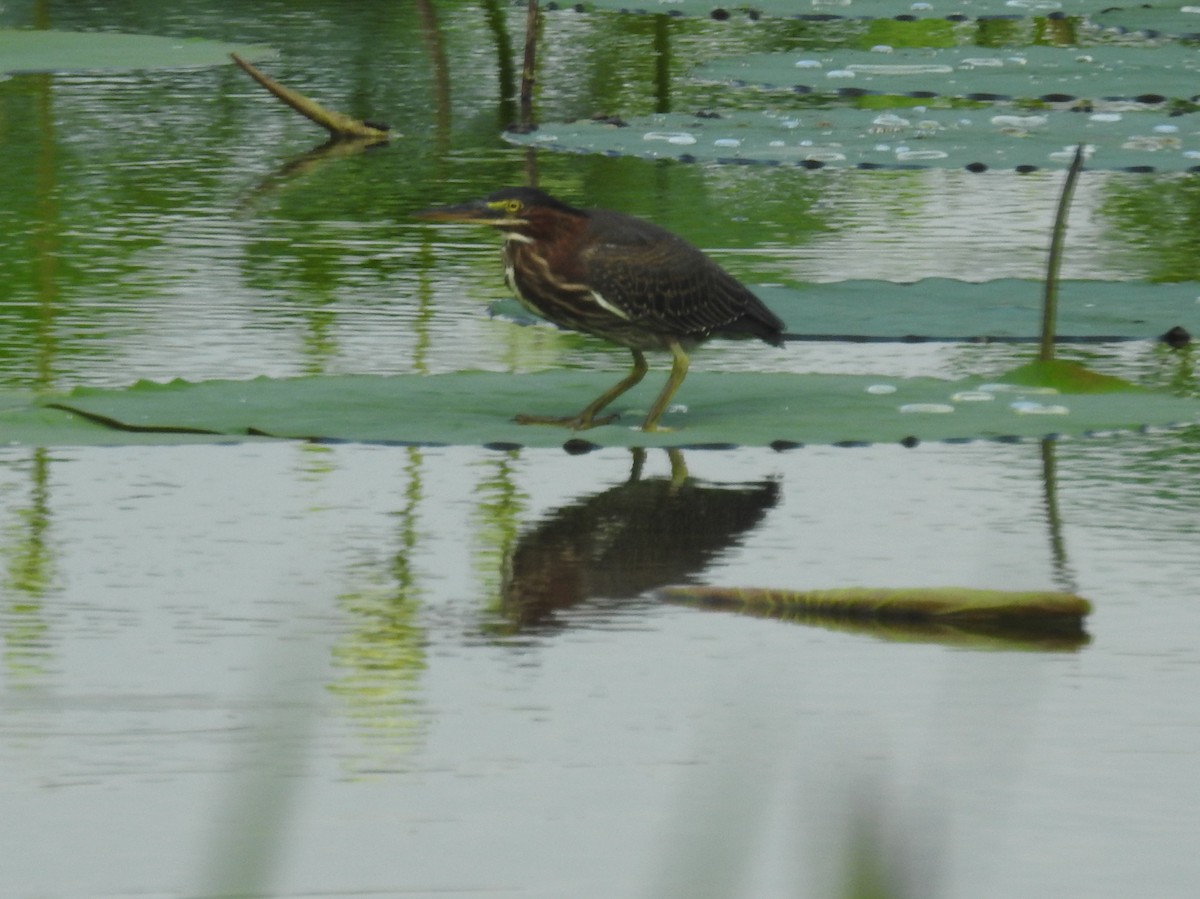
top-left (230, 53), bottom-right (390, 141)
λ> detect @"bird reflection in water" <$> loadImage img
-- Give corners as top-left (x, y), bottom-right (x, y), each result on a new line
top-left (497, 449), bottom-right (779, 634)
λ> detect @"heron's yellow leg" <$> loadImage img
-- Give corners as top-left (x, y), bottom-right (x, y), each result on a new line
top-left (641, 339), bottom-right (689, 432)
top-left (515, 349), bottom-right (649, 431)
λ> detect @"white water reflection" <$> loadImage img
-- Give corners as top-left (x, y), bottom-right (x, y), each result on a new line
top-left (779, 172), bottom-right (1120, 284)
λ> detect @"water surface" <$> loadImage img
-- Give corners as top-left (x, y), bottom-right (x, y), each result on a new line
top-left (2, 2), bottom-right (1199, 897)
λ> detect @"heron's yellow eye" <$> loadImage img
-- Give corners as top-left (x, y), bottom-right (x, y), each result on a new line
top-left (505, 200), bottom-right (522, 213)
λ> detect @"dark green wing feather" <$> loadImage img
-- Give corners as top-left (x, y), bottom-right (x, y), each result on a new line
top-left (580, 211), bottom-right (784, 345)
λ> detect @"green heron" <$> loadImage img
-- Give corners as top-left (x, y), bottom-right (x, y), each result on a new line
top-left (417, 187), bottom-right (785, 431)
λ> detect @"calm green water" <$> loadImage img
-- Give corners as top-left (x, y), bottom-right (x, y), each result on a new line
top-left (2, 2), bottom-right (1200, 898)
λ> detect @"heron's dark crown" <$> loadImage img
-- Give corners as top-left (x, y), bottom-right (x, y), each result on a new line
top-left (483, 187), bottom-right (582, 218)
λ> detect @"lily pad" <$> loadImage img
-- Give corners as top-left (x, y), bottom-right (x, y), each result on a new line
top-left (692, 45), bottom-right (1200, 103)
top-left (4, 367), bottom-right (1198, 449)
top-left (1092, 3), bottom-right (1200, 38)
top-left (504, 109), bottom-right (1200, 172)
top-left (563, 0), bottom-right (1100, 20)
top-left (0, 29), bottom-right (276, 74)
top-left (493, 279), bottom-right (1200, 340)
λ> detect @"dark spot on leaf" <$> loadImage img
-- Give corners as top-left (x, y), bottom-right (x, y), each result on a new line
top-left (710, 7), bottom-right (730, 20)
top-left (1161, 325), bottom-right (1192, 348)
top-left (562, 438), bottom-right (598, 455)
top-left (900, 436), bottom-right (920, 448)
top-left (966, 162), bottom-right (988, 173)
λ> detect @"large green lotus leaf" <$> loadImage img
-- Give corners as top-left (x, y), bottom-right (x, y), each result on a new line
top-left (692, 45), bottom-right (1200, 103)
top-left (6, 369), bottom-right (1198, 449)
top-left (565, 0), bottom-right (1099, 18)
top-left (494, 279), bottom-right (1200, 340)
top-left (504, 109), bottom-right (1200, 172)
top-left (0, 29), bottom-right (275, 74)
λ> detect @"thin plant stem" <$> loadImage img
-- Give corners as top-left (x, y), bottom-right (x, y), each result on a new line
top-left (519, 0), bottom-right (539, 129)
top-left (1040, 144), bottom-right (1086, 361)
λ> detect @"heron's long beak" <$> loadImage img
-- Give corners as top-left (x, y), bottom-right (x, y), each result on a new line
top-left (413, 199), bottom-right (493, 223)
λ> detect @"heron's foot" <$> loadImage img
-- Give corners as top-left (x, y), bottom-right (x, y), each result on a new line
top-left (513, 411), bottom-right (619, 431)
